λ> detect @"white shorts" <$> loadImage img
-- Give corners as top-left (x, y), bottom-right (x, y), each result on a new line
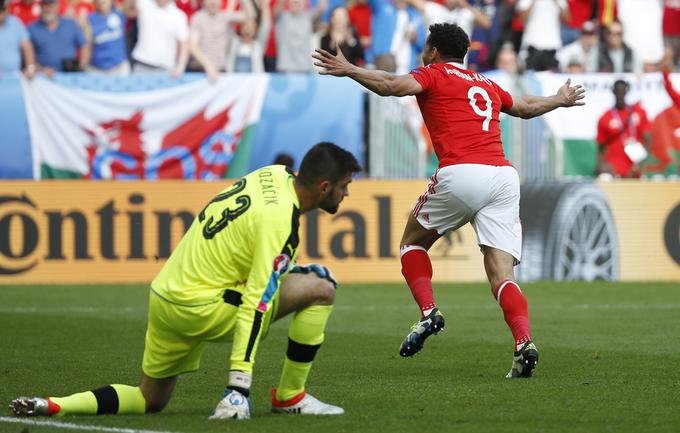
top-left (412, 164), bottom-right (522, 264)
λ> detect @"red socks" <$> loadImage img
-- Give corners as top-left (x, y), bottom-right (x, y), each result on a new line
top-left (400, 245), bottom-right (435, 314)
top-left (493, 280), bottom-right (531, 348)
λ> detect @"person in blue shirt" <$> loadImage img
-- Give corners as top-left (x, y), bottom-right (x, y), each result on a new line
top-left (28, 0), bottom-right (90, 74)
top-left (0, 0), bottom-right (36, 76)
top-left (85, 0), bottom-right (129, 74)
top-left (369, 0), bottom-right (425, 73)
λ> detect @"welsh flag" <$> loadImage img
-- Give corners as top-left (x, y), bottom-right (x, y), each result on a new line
top-left (21, 75), bottom-right (269, 179)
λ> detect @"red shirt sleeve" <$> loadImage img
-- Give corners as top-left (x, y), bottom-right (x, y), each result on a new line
top-left (663, 71), bottom-right (680, 108)
top-left (491, 79), bottom-right (514, 110)
top-left (410, 67), bottom-right (433, 92)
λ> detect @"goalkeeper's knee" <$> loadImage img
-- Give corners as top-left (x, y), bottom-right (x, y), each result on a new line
top-left (290, 263), bottom-right (338, 289)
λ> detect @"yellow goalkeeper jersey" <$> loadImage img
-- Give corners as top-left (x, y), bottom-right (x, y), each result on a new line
top-left (151, 165), bottom-right (300, 373)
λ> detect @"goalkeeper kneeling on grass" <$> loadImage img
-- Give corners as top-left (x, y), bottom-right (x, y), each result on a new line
top-left (10, 142), bottom-right (361, 420)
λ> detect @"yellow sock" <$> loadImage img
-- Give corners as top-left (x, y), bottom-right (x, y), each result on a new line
top-left (50, 384), bottom-right (145, 416)
top-left (276, 304), bottom-right (332, 402)
top-left (50, 391), bottom-right (97, 416)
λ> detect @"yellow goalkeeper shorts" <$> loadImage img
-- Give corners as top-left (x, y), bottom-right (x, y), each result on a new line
top-left (142, 289), bottom-right (278, 379)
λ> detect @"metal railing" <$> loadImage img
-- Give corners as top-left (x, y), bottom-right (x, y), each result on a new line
top-left (367, 85), bottom-right (559, 180)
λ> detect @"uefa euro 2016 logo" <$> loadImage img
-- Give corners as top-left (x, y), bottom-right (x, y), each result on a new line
top-left (272, 254), bottom-right (291, 276)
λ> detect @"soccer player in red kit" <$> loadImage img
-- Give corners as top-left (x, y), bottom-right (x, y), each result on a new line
top-left (313, 22), bottom-right (585, 378)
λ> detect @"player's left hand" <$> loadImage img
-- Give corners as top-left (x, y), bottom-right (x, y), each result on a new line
top-left (558, 79), bottom-right (586, 107)
top-left (209, 388), bottom-right (252, 420)
top-left (313, 42), bottom-right (354, 77)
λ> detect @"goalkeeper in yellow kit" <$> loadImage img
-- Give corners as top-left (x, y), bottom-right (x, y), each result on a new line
top-left (10, 142), bottom-right (362, 419)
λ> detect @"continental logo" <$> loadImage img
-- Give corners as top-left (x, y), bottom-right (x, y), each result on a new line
top-left (0, 192), bottom-right (194, 276)
top-left (0, 189), bottom-right (470, 280)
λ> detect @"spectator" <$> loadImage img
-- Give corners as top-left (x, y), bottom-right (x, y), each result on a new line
top-left (274, 0), bottom-right (326, 72)
top-left (85, 0), bottom-right (129, 74)
top-left (596, 79), bottom-right (651, 178)
top-left (598, 21), bottom-right (638, 73)
top-left (517, 0), bottom-right (570, 71)
top-left (565, 55), bottom-right (584, 73)
top-left (131, 0), bottom-right (189, 76)
top-left (556, 19), bottom-right (597, 72)
top-left (0, 0), bottom-right (36, 77)
top-left (348, 0), bottom-right (371, 51)
top-left (28, 0), bottom-right (89, 74)
top-left (617, 0), bottom-right (663, 67)
top-left (189, 0), bottom-right (252, 79)
top-left (319, 6), bottom-right (364, 66)
top-left (494, 40), bottom-right (519, 75)
top-left (369, 0), bottom-right (425, 73)
top-left (663, 0), bottom-right (680, 66)
top-left (409, 0), bottom-right (490, 39)
top-left (7, 0), bottom-right (39, 26)
top-left (487, 0), bottom-right (523, 69)
top-left (226, 0), bottom-right (270, 72)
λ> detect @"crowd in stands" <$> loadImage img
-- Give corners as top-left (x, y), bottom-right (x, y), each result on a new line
top-left (1, 0), bottom-right (680, 78)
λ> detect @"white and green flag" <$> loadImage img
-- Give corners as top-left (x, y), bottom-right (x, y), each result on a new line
top-left (21, 75), bottom-right (269, 179)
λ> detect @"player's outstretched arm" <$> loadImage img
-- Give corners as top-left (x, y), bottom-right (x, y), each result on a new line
top-left (504, 79), bottom-right (585, 119)
top-left (312, 44), bottom-right (422, 97)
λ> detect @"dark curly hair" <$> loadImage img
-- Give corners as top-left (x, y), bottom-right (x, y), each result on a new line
top-left (428, 23), bottom-right (470, 61)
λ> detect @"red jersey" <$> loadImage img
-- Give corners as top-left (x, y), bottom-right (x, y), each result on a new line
top-left (663, 0), bottom-right (680, 36)
top-left (596, 104), bottom-right (650, 177)
top-left (8, 0), bottom-right (41, 26)
top-left (567, 0), bottom-right (594, 29)
top-left (60, 0), bottom-right (94, 21)
top-left (348, 2), bottom-right (371, 38)
top-left (409, 62), bottom-right (514, 168)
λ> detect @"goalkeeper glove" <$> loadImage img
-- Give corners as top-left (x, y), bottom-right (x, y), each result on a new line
top-left (209, 387), bottom-right (251, 420)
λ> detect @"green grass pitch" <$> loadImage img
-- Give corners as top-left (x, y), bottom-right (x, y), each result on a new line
top-left (1, 282), bottom-right (679, 433)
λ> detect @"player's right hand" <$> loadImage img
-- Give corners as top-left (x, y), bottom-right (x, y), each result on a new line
top-left (209, 388), bottom-right (252, 420)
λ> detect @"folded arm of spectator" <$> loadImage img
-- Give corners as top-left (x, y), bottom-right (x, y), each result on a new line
top-left (189, 30), bottom-right (219, 81)
top-left (172, 39), bottom-right (190, 78)
top-left (21, 39), bottom-right (37, 79)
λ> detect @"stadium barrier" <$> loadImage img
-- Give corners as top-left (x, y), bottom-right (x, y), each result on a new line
top-left (1, 180), bottom-right (678, 284)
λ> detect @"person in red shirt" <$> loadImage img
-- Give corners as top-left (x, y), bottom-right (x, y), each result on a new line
top-left (8, 0), bottom-right (41, 25)
top-left (313, 22), bottom-right (585, 378)
top-left (347, 0), bottom-right (371, 51)
top-left (596, 80), bottom-right (651, 178)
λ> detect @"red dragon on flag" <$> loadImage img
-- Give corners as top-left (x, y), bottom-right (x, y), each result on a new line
top-left (83, 106), bottom-right (238, 179)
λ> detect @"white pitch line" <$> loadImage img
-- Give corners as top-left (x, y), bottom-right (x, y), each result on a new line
top-left (0, 416), bottom-right (182, 433)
